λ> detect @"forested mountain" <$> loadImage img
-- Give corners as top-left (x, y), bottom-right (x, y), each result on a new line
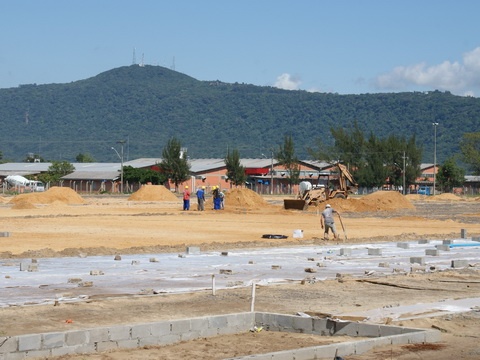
top-left (0, 65), bottom-right (479, 163)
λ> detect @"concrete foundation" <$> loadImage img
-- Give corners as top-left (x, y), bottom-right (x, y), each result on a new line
top-left (0, 312), bottom-right (440, 359)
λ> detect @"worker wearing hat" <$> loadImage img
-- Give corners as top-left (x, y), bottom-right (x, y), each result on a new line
top-left (183, 185), bottom-right (191, 211)
top-left (320, 203), bottom-right (339, 240)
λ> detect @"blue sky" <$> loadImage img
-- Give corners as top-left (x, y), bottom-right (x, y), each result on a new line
top-left (1, 1), bottom-right (479, 96)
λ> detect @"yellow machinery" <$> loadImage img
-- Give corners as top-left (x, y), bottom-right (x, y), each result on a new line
top-left (283, 163), bottom-right (358, 210)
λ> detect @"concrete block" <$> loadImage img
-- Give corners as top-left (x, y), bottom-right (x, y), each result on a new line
top-left (339, 248), bottom-right (351, 256)
top-left (42, 332), bottom-right (65, 349)
top-left (424, 329), bottom-right (442, 343)
top-left (51, 345), bottom-right (79, 357)
top-left (418, 239), bottom-right (429, 244)
top-left (443, 239), bottom-right (454, 245)
top-left (0, 337), bottom-right (18, 354)
top-left (72, 343), bottom-right (97, 355)
top-left (0, 232), bottom-right (10, 237)
top-left (186, 246), bottom-right (200, 254)
top-left (22, 349), bottom-right (51, 358)
top-left (368, 248), bottom-right (382, 256)
top-left (66, 330), bottom-right (90, 346)
top-left (180, 330), bottom-right (201, 341)
top-left (224, 313), bottom-right (252, 332)
top-left (334, 321), bottom-right (359, 336)
top-left (435, 244), bottom-right (450, 251)
top-left (87, 328), bottom-right (108, 343)
top-left (354, 339), bottom-right (376, 355)
top-left (269, 350), bottom-right (296, 359)
top-left (451, 260), bottom-right (469, 268)
top-left (461, 229), bottom-right (467, 238)
top-left (410, 257), bottom-right (425, 265)
top-left (27, 263), bottom-right (39, 272)
top-left (190, 317), bottom-right (209, 332)
top-left (292, 316), bottom-right (313, 333)
top-left (472, 236), bottom-right (480, 242)
top-left (198, 327), bottom-right (219, 338)
top-left (291, 346), bottom-right (317, 360)
top-left (397, 242), bottom-right (410, 249)
top-left (379, 325), bottom-right (403, 336)
top-left (357, 324), bottom-right (380, 337)
top-left (117, 339), bottom-right (139, 349)
top-left (18, 334), bottom-right (41, 352)
top-left (275, 314), bottom-right (294, 331)
top-left (335, 341), bottom-right (356, 357)
top-left (405, 331), bottom-right (429, 344)
top-left (96, 340), bottom-right (119, 352)
top-left (131, 324), bottom-right (151, 339)
top-left (312, 344), bottom-right (338, 359)
top-left (378, 262), bottom-right (390, 268)
top-left (89, 270), bottom-right (104, 276)
top-left (425, 249), bottom-right (440, 256)
top-left (157, 333), bottom-right (181, 346)
top-left (108, 325), bottom-right (131, 341)
top-left (150, 322), bottom-right (171, 337)
top-left (138, 336), bottom-right (160, 347)
top-left (208, 315), bottom-right (228, 330)
top-left (171, 319), bottom-right (191, 335)
top-left (2, 353), bottom-right (25, 360)
top-left (312, 317), bottom-right (330, 335)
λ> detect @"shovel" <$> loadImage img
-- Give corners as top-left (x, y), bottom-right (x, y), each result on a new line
top-left (338, 214), bottom-right (347, 242)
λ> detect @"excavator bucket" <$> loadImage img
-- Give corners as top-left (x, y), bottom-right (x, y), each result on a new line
top-left (284, 199), bottom-right (309, 210)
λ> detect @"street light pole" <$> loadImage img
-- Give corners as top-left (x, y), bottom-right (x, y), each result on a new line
top-left (270, 149), bottom-right (274, 195)
top-left (432, 123), bottom-right (438, 196)
top-left (111, 140), bottom-right (126, 193)
top-left (402, 151), bottom-right (406, 195)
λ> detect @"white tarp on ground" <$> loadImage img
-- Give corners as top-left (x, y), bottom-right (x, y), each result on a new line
top-left (0, 238), bottom-right (479, 308)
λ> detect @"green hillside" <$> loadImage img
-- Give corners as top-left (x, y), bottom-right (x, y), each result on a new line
top-left (0, 65), bottom-right (479, 163)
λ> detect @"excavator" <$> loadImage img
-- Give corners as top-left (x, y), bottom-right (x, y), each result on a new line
top-left (284, 163), bottom-right (358, 210)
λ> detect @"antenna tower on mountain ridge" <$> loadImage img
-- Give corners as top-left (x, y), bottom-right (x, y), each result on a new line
top-left (132, 47), bottom-right (136, 65)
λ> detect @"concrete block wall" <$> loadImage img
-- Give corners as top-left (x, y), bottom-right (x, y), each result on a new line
top-left (0, 313), bottom-right (254, 359)
top-left (0, 312), bottom-right (440, 359)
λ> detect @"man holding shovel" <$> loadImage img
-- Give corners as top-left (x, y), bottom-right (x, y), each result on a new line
top-left (320, 203), bottom-right (340, 240)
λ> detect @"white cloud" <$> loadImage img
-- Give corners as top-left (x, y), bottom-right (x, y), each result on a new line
top-left (374, 47), bottom-right (480, 96)
top-left (274, 73), bottom-right (301, 90)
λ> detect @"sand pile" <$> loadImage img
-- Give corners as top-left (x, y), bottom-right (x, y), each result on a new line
top-left (425, 193), bottom-right (462, 201)
top-left (326, 191), bottom-right (414, 212)
top-left (359, 190), bottom-right (415, 211)
top-left (128, 185), bottom-right (178, 201)
top-left (9, 187), bottom-right (86, 205)
top-left (0, 196), bottom-right (8, 203)
top-left (11, 200), bottom-right (37, 210)
top-left (225, 188), bottom-right (269, 208)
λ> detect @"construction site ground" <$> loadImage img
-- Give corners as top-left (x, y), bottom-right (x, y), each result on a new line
top-left (0, 186), bottom-right (480, 359)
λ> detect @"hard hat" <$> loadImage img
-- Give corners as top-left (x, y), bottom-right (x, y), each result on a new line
top-left (202, 186), bottom-right (205, 189)
top-left (185, 186), bottom-right (188, 189)
top-left (326, 204), bottom-right (331, 208)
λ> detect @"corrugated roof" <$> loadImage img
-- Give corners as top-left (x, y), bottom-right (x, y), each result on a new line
top-left (62, 171), bottom-right (120, 181)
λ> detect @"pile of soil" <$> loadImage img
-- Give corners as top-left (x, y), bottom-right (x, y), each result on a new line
top-left (9, 187), bottom-right (86, 205)
top-left (225, 188), bottom-right (269, 208)
top-left (424, 193), bottom-right (463, 201)
top-left (0, 196), bottom-right (8, 203)
top-left (128, 185), bottom-right (178, 201)
top-left (11, 199), bottom-right (37, 210)
top-left (327, 191), bottom-right (414, 212)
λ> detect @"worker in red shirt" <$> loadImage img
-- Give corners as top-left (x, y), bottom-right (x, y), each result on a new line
top-left (183, 186), bottom-right (191, 211)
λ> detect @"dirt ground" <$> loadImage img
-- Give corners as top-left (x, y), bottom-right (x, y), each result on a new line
top-left (0, 186), bottom-right (480, 359)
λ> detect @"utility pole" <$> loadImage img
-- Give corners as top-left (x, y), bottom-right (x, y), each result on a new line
top-left (111, 140), bottom-right (126, 193)
top-left (270, 149), bottom-right (274, 195)
top-left (432, 122), bottom-right (439, 196)
top-left (402, 151), bottom-right (406, 195)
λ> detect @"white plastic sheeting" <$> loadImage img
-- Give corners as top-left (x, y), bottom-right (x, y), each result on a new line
top-left (0, 238), bottom-right (479, 307)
